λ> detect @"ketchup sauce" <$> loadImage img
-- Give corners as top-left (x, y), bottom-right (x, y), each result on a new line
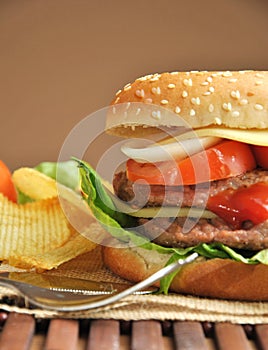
top-left (207, 183), bottom-right (268, 229)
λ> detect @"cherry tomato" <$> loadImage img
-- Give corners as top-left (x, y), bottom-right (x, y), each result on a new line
top-left (251, 145), bottom-right (268, 169)
top-left (126, 141), bottom-right (256, 186)
top-left (0, 160), bottom-right (17, 202)
top-left (207, 183), bottom-right (268, 229)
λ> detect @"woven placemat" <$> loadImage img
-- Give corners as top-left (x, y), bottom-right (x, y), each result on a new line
top-left (1, 246), bottom-right (268, 324)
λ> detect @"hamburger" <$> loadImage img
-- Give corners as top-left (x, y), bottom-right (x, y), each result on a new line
top-left (78, 70), bottom-right (268, 301)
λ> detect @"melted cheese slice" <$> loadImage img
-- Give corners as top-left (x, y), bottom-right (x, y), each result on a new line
top-left (128, 206), bottom-right (216, 219)
top-left (176, 127), bottom-right (268, 146)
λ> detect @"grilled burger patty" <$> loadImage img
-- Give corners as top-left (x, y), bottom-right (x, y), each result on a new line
top-left (138, 217), bottom-right (268, 251)
top-left (114, 169), bottom-right (268, 208)
top-left (113, 169), bottom-right (268, 250)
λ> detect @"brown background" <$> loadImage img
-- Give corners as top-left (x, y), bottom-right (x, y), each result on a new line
top-left (1, 0), bottom-right (268, 170)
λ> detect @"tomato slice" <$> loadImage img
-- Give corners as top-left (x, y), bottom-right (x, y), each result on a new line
top-left (126, 141), bottom-right (256, 186)
top-left (0, 160), bottom-right (17, 202)
top-left (207, 183), bottom-right (268, 228)
top-left (251, 145), bottom-right (268, 169)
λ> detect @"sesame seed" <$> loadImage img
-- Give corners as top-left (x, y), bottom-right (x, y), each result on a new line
top-left (171, 72), bottom-right (179, 75)
top-left (135, 89), bottom-right (145, 98)
top-left (137, 75), bottom-right (153, 81)
top-left (136, 108), bottom-right (141, 115)
top-left (255, 80), bottom-right (263, 86)
top-left (223, 71), bottom-right (232, 77)
top-left (150, 74), bottom-right (161, 82)
top-left (209, 87), bottom-right (215, 93)
top-left (131, 125), bottom-right (136, 131)
top-left (145, 74), bottom-right (154, 80)
top-left (254, 104), bottom-right (264, 111)
top-left (207, 77), bottom-right (213, 83)
top-left (138, 76), bottom-right (149, 81)
top-left (255, 73), bottom-right (264, 78)
top-left (114, 97), bottom-right (120, 104)
top-left (160, 99), bottom-right (169, 105)
top-left (214, 117), bottom-right (222, 125)
top-left (201, 82), bottom-right (209, 86)
top-left (191, 97), bottom-right (201, 105)
top-left (239, 99), bottom-right (248, 105)
top-left (124, 85), bottom-right (131, 92)
top-left (202, 91), bottom-right (211, 96)
top-left (222, 102), bottom-right (232, 111)
top-left (175, 106), bottom-right (181, 114)
top-left (145, 98), bottom-right (152, 103)
top-left (150, 76), bottom-right (159, 82)
top-left (190, 109), bottom-right (196, 117)
top-left (183, 78), bottom-right (193, 87)
top-left (151, 87), bottom-right (161, 95)
top-left (168, 83), bottom-right (176, 89)
top-left (182, 90), bottom-right (188, 98)
top-left (116, 89), bottom-right (122, 96)
top-left (230, 90), bottom-right (240, 99)
top-left (208, 104), bottom-right (214, 113)
top-left (232, 111), bottom-right (240, 117)
top-left (126, 102), bottom-right (131, 109)
top-left (228, 78), bottom-right (238, 83)
top-left (151, 110), bottom-right (161, 120)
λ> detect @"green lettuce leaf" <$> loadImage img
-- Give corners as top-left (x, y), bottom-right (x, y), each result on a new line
top-left (76, 158), bottom-right (176, 252)
top-left (17, 191), bottom-right (34, 204)
top-left (35, 160), bottom-right (79, 190)
top-left (158, 252), bottom-right (188, 294)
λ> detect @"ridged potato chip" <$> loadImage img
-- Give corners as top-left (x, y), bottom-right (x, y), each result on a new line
top-left (12, 167), bottom-right (58, 200)
top-left (0, 168), bottom-right (100, 270)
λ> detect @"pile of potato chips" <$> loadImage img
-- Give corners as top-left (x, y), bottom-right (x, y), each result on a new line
top-left (0, 168), bottom-right (103, 270)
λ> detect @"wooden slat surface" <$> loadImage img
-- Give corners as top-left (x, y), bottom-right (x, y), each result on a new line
top-left (131, 320), bottom-right (164, 350)
top-left (87, 319), bottom-right (120, 350)
top-left (256, 324), bottom-right (268, 350)
top-left (215, 322), bottom-right (251, 350)
top-left (44, 319), bottom-right (79, 350)
top-left (0, 312), bottom-right (35, 350)
top-left (0, 312), bottom-right (265, 349)
top-left (173, 321), bottom-right (209, 350)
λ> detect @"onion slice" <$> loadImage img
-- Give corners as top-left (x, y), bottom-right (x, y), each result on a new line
top-left (121, 136), bottom-right (222, 163)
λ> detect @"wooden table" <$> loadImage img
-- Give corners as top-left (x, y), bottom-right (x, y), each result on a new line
top-left (0, 312), bottom-right (267, 349)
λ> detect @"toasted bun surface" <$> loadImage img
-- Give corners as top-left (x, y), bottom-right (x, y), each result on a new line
top-left (103, 244), bottom-right (268, 301)
top-left (106, 71), bottom-right (268, 137)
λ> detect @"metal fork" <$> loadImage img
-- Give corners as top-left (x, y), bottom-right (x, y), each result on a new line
top-left (0, 253), bottom-right (198, 312)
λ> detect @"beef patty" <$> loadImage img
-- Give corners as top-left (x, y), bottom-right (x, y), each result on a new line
top-left (113, 169), bottom-right (268, 208)
top-left (138, 217), bottom-right (268, 251)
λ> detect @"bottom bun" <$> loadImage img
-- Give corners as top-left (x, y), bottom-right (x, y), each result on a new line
top-left (102, 244), bottom-right (268, 301)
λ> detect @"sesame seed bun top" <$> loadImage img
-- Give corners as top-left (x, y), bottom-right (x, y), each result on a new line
top-left (106, 70), bottom-right (268, 137)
